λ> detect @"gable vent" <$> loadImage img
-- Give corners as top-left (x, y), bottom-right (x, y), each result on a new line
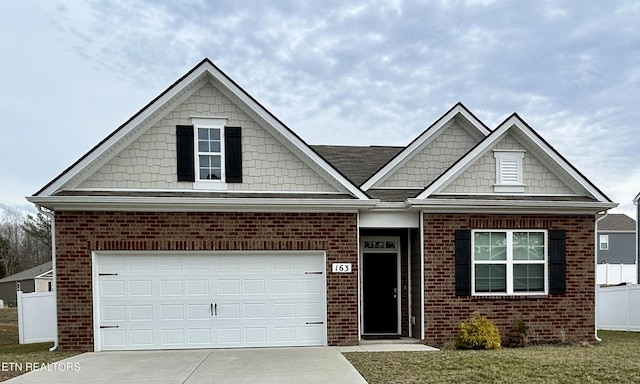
top-left (494, 150), bottom-right (525, 193)
top-left (499, 159), bottom-right (519, 184)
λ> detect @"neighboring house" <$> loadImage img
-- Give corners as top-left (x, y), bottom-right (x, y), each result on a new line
top-left (27, 59), bottom-right (616, 352)
top-left (0, 261), bottom-right (53, 306)
top-left (596, 214), bottom-right (637, 284)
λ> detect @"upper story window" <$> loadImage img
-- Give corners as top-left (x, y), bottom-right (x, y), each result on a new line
top-left (194, 118), bottom-right (227, 188)
top-left (493, 150), bottom-right (525, 193)
top-left (176, 118), bottom-right (242, 189)
top-left (472, 230), bottom-right (547, 295)
top-left (599, 234), bottom-right (609, 250)
top-left (197, 125), bottom-right (224, 181)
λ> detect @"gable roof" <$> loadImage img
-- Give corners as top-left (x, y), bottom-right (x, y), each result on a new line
top-left (26, 58), bottom-right (616, 214)
top-left (597, 214), bottom-right (636, 232)
top-left (0, 262), bottom-right (52, 283)
top-left (360, 102), bottom-right (491, 190)
top-left (31, 58), bottom-right (369, 202)
top-left (415, 113), bottom-right (614, 204)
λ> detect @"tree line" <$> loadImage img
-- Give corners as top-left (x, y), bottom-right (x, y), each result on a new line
top-left (0, 207), bottom-right (52, 278)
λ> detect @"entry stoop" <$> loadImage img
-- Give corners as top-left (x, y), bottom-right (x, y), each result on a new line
top-left (337, 338), bottom-right (440, 352)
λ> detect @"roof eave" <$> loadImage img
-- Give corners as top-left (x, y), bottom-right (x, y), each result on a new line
top-left (27, 195), bottom-right (379, 213)
top-left (407, 198), bottom-right (618, 214)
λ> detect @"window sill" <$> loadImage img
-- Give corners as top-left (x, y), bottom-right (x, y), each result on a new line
top-left (472, 293), bottom-right (548, 300)
top-left (493, 184), bottom-right (525, 193)
top-left (193, 181), bottom-right (228, 191)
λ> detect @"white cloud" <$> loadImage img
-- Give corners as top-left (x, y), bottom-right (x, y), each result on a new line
top-left (0, 0), bottom-right (638, 214)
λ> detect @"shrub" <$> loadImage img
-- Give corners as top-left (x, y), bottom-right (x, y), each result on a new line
top-left (455, 312), bottom-right (501, 350)
top-left (505, 318), bottom-right (529, 348)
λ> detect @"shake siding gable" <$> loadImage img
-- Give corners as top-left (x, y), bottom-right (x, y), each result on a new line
top-left (76, 82), bottom-right (340, 193)
top-left (378, 121), bottom-right (479, 189)
top-left (441, 134), bottom-right (575, 195)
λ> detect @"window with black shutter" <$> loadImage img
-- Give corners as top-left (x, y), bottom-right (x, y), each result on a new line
top-left (176, 125), bottom-right (195, 182)
top-left (549, 230), bottom-right (567, 295)
top-left (176, 119), bottom-right (242, 185)
top-left (455, 230), bottom-right (472, 296)
top-left (455, 228), bottom-right (563, 296)
top-left (224, 127), bottom-right (242, 183)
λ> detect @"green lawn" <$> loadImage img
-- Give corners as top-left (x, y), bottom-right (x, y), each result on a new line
top-left (0, 308), bottom-right (81, 382)
top-left (344, 332), bottom-right (640, 384)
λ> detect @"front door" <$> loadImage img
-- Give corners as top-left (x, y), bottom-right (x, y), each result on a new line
top-left (361, 238), bottom-right (399, 335)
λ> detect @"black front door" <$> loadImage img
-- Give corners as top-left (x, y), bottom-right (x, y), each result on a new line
top-left (362, 252), bottom-right (398, 334)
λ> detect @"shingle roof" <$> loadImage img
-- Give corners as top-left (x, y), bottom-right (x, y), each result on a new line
top-left (597, 214), bottom-right (636, 231)
top-left (0, 261), bottom-right (52, 283)
top-left (311, 145), bottom-right (403, 186)
top-left (367, 189), bottom-right (423, 201)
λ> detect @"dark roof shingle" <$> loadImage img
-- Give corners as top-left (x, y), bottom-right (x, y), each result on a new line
top-left (597, 214), bottom-right (636, 231)
top-left (312, 145), bottom-right (403, 186)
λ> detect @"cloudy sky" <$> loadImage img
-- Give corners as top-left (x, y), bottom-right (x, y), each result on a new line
top-left (1, 0), bottom-right (639, 217)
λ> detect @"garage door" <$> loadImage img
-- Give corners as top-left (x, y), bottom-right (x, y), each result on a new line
top-left (93, 252), bottom-right (326, 351)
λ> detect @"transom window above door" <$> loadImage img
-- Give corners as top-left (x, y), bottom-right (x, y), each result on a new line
top-left (363, 240), bottom-right (398, 250)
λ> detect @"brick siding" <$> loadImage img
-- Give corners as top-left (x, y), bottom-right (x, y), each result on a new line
top-left (423, 214), bottom-right (595, 347)
top-left (55, 211), bottom-right (358, 351)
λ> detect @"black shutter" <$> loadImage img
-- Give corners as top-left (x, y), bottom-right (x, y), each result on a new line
top-left (455, 230), bottom-right (472, 296)
top-left (549, 230), bottom-right (567, 295)
top-left (225, 127), bottom-right (242, 183)
top-left (176, 125), bottom-right (195, 182)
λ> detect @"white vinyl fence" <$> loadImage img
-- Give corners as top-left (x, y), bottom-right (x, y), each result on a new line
top-left (596, 263), bottom-right (637, 285)
top-left (17, 291), bottom-right (57, 344)
top-left (597, 284), bottom-right (640, 332)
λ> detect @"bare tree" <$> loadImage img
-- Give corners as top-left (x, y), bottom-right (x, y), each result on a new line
top-left (0, 237), bottom-right (8, 278)
top-left (0, 207), bottom-right (25, 275)
top-left (0, 206), bottom-right (52, 276)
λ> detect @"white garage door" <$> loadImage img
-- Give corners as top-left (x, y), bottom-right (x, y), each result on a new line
top-left (93, 251), bottom-right (326, 351)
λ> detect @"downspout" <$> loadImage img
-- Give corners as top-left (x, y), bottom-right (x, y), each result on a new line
top-left (635, 197), bottom-right (639, 285)
top-left (594, 211), bottom-right (608, 342)
top-left (37, 205), bottom-right (57, 351)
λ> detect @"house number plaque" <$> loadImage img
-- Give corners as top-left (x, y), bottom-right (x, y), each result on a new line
top-left (332, 263), bottom-right (352, 273)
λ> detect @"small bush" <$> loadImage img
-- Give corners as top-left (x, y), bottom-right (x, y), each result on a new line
top-left (455, 313), bottom-right (501, 350)
top-left (505, 318), bottom-right (529, 348)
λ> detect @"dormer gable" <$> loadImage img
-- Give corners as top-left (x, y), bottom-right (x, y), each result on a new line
top-left (361, 103), bottom-right (490, 191)
top-left (415, 113), bottom-right (612, 203)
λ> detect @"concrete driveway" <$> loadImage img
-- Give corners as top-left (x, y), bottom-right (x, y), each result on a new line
top-left (4, 347), bottom-right (368, 384)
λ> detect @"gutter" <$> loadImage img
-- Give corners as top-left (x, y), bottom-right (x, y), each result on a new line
top-left (406, 198), bottom-right (618, 214)
top-left (26, 195), bottom-right (379, 212)
top-left (594, 212), bottom-right (609, 343)
top-left (37, 205), bottom-right (58, 352)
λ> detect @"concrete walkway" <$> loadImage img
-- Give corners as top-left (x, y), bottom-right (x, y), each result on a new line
top-left (338, 343), bottom-right (439, 352)
top-left (4, 347), bottom-right (368, 384)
